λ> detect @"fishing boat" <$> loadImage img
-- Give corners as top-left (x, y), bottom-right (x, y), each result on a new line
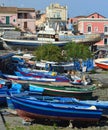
top-left (15, 67), bottom-right (70, 82)
top-left (0, 74), bottom-right (95, 99)
top-left (16, 66), bottom-right (93, 85)
top-left (9, 94), bottom-right (102, 122)
top-left (0, 80), bottom-right (44, 105)
top-left (28, 83), bottom-right (96, 99)
top-left (95, 58), bottom-right (108, 70)
top-left (17, 66), bottom-right (58, 76)
top-left (2, 73), bottom-right (69, 82)
top-left (0, 24), bottom-right (102, 50)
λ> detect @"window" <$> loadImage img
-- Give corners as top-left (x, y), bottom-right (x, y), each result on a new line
top-left (24, 13), bottom-right (27, 19)
top-left (104, 38), bottom-right (108, 45)
top-left (87, 26), bottom-right (91, 33)
top-left (13, 19), bottom-right (16, 22)
top-left (57, 12), bottom-right (60, 18)
top-left (104, 26), bottom-right (108, 33)
top-left (18, 13), bottom-right (23, 19)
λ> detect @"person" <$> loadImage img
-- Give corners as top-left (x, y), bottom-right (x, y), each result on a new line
top-left (49, 63), bottom-right (52, 71)
top-left (80, 63), bottom-right (87, 86)
top-left (98, 51), bottom-right (103, 58)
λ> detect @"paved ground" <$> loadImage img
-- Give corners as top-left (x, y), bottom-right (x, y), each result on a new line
top-left (0, 112), bottom-right (6, 130)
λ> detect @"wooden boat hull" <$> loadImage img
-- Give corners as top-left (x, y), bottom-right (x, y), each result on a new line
top-left (11, 96), bottom-right (102, 122)
top-left (0, 80), bottom-right (44, 105)
top-left (16, 109), bottom-right (100, 122)
top-left (95, 62), bottom-right (108, 70)
top-left (43, 89), bottom-right (93, 99)
top-left (29, 83), bottom-right (95, 99)
top-left (0, 96), bottom-right (7, 105)
top-left (1, 74), bottom-right (95, 99)
top-left (3, 72), bottom-right (69, 83)
top-left (2, 73), bottom-right (57, 82)
top-left (15, 70), bottom-right (69, 82)
top-left (95, 58), bottom-right (108, 70)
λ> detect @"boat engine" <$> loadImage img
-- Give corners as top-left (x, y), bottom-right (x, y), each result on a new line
top-left (5, 80), bottom-right (12, 89)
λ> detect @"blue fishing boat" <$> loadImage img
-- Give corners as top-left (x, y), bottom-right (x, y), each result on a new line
top-left (0, 79), bottom-right (95, 99)
top-left (15, 66), bottom-right (70, 82)
top-left (2, 71), bottom-right (69, 83)
top-left (17, 66), bottom-right (58, 76)
top-left (0, 80), bottom-right (44, 105)
top-left (2, 73), bottom-right (58, 82)
top-left (10, 94), bottom-right (102, 122)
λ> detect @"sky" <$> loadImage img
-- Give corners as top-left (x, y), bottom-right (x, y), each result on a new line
top-left (0, 0), bottom-right (108, 18)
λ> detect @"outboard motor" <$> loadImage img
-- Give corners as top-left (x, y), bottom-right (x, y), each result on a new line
top-left (21, 83), bottom-right (29, 92)
top-left (5, 80), bottom-right (12, 89)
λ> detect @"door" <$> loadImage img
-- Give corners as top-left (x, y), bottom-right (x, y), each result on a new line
top-left (24, 22), bottom-right (27, 29)
top-left (6, 16), bottom-right (10, 24)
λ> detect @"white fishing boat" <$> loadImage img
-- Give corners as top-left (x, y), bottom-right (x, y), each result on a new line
top-left (0, 24), bottom-right (102, 50)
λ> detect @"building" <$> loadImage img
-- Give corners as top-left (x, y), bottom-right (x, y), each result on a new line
top-left (46, 3), bottom-right (68, 31)
top-left (0, 7), bottom-right (17, 26)
top-left (0, 6), bottom-right (36, 33)
top-left (35, 3), bottom-right (68, 32)
top-left (35, 11), bottom-right (46, 31)
top-left (17, 8), bottom-right (36, 33)
top-left (70, 13), bottom-right (108, 46)
top-left (46, 3), bottom-right (67, 21)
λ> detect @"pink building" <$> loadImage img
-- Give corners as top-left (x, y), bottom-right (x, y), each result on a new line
top-left (0, 6), bottom-right (36, 33)
top-left (17, 8), bottom-right (36, 33)
top-left (0, 7), bottom-right (17, 26)
top-left (70, 13), bottom-right (108, 46)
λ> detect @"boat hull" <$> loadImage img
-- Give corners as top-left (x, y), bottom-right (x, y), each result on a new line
top-left (30, 83), bottom-right (95, 99)
top-left (95, 62), bottom-right (108, 70)
top-left (1, 38), bottom-right (68, 50)
top-left (43, 89), bottom-right (93, 99)
top-left (15, 70), bottom-right (69, 82)
top-left (16, 109), bottom-right (101, 122)
top-left (1, 74), bottom-right (95, 99)
top-left (0, 33), bottom-right (102, 50)
top-left (95, 58), bottom-right (108, 70)
top-left (11, 96), bottom-right (102, 122)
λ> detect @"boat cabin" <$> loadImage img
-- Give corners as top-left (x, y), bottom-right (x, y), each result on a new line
top-left (37, 26), bottom-right (59, 42)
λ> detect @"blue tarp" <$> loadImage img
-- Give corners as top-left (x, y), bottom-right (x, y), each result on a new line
top-left (67, 23), bottom-right (74, 31)
top-left (74, 59), bottom-right (94, 72)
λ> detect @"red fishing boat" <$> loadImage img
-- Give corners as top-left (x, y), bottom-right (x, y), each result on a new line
top-left (95, 58), bottom-right (108, 70)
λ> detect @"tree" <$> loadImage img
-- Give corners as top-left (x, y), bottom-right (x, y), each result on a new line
top-left (63, 41), bottom-right (93, 76)
top-left (64, 42), bottom-right (93, 61)
top-left (33, 44), bottom-right (65, 62)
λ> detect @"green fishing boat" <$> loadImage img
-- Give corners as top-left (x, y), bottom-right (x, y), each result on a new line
top-left (29, 82), bottom-right (96, 99)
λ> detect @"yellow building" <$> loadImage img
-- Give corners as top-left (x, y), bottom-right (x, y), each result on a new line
top-left (46, 3), bottom-right (67, 21)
